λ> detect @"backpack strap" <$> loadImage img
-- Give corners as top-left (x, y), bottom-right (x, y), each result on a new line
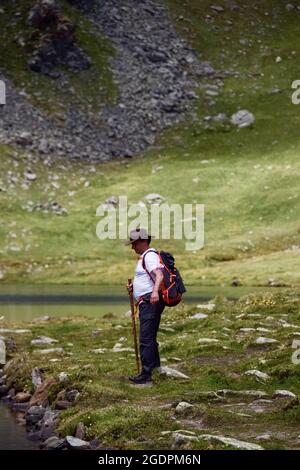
top-left (141, 249), bottom-right (160, 283)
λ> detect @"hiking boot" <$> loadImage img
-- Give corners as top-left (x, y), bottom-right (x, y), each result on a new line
top-left (128, 372), bottom-right (152, 385)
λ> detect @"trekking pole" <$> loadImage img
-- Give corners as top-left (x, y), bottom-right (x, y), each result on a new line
top-left (127, 278), bottom-right (140, 374)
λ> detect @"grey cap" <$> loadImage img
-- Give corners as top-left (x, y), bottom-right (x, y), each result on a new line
top-left (125, 227), bottom-right (153, 245)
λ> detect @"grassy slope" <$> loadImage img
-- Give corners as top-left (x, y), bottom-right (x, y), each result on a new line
top-left (0, 0), bottom-right (300, 286)
top-left (3, 290), bottom-right (300, 449)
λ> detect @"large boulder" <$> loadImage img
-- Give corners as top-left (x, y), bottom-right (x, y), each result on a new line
top-left (27, 0), bottom-right (91, 76)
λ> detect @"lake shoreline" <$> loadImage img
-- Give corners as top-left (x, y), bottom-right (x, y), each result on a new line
top-left (1, 290), bottom-right (300, 450)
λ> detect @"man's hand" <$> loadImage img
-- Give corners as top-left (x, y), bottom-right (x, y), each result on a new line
top-left (150, 290), bottom-right (159, 304)
top-left (126, 282), bottom-right (133, 295)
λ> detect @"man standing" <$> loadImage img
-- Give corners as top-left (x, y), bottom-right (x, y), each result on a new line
top-left (126, 228), bottom-right (164, 385)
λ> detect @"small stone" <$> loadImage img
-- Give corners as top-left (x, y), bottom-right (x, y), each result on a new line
top-left (75, 422), bottom-right (85, 440)
top-left (33, 347), bottom-right (64, 354)
top-left (192, 313), bottom-right (208, 320)
top-left (231, 110), bottom-right (255, 128)
top-left (32, 367), bottom-right (43, 389)
top-left (0, 328), bottom-right (30, 334)
top-left (255, 433), bottom-right (272, 441)
top-left (275, 56), bottom-right (282, 63)
top-left (65, 436), bottom-right (90, 450)
top-left (35, 316), bottom-right (51, 322)
top-left (29, 378), bottom-right (56, 407)
top-left (31, 336), bottom-right (58, 345)
top-left (16, 131), bottom-right (32, 146)
top-left (210, 5), bottom-right (225, 13)
top-left (26, 405), bottom-right (46, 425)
top-left (217, 389), bottom-right (268, 399)
top-left (254, 337), bottom-right (278, 345)
top-left (43, 436), bottom-right (65, 450)
top-left (286, 3), bottom-right (295, 11)
top-left (172, 432), bottom-right (198, 447)
top-left (175, 401), bottom-right (194, 412)
top-left (231, 277), bottom-right (241, 286)
top-left (112, 343), bottom-right (134, 353)
top-left (158, 366), bottom-right (190, 379)
top-left (14, 392), bottom-right (32, 403)
top-left (244, 370), bottom-right (270, 382)
top-left (55, 400), bottom-right (72, 410)
top-left (144, 193), bottom-right (165, 204)
top-left (66, 390), bottom-right (80, 402)
top-left (198, 434), bottom-right (264, 450)
top-left (198, 338), bottom-right (219, 344)
top-left (58, 372), bottom-right (68, 382)
top-left (91, 348), bottom-right (107, 354)
top-left (24, 170), bottom-right (37, 181)
top-left (0, 338), bottom-right (6, 365)
top-left (273, 390), bottom-right (297, 399)
top-left (196, 303), bottom-right (215, 310)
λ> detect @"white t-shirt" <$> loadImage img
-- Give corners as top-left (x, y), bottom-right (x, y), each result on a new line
top-left (133, 248), bottom-right (163, 300)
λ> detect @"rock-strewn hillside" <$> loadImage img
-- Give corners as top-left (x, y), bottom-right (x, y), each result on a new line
top-left (0, 0), bottom-right (214, 161)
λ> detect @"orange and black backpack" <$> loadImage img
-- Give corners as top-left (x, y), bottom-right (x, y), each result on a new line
top-left (142, 250), bottom-right (186, 306)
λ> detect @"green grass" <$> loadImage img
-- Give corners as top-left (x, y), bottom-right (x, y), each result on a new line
top-left (3, 291), bottom-right (300, 449)
top-left (0, 0), bottom-right (300, 286)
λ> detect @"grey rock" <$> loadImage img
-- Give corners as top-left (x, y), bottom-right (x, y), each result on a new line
top-left (32, 367), bottom-right (43, 389)
top-left (58, 372), bottom-right (68, 382)
top-left (286, 3), bottom-right (295, 11)
top-left (172, 432), bottom-right (198, 447)
top-left (14, 392), bottom-right (32, 403)
top-left (196, 303), bottom-right (215, 311)
top-left (210, 5), bottom-right (225, 13)
top-left (175, 401), bottom-right (194, 413)
top-left (55, 400), bottom-right (72, 410)
top-left (0, 339), bottom-right (5, 365)
top-left (158, 366), bottom-right (190, 379)
top-left (66, 390), bottom-right (80, 402)
top-left (16, 131), bottom-right (32, 146)
top-left (75, 422), bottom-right (86, 440)
top-left (144, 193), bottom-right (165, 204)
top-left (198, 434), bottom-right (264, 450)
top-left (192, 313), bottom-right (208, 320)
top-left (0, 328), bottom-right (30, 334)
top-left (217, 389), bottom-right (268, 399)
top-left (244, 370), bottom-right (270, 382)
top-left (33, 347), bottom-right (64, 355)
top-left (254, 337), bottom-right (278, 345)
top-left (0, 384), bottom-right (9, 397)
top-left (231, 110), bottom-right (255, 128)
top-left (198, 338), bottom-right (219, 344)
top-left (26, 405), bottom-right (46, 425)
top-left (65, 435), bottom-right (90, 450)
top-left (272, 390), bottom-right (297, 399)
top-left (31, 336), bottom-right (58, 345)
top-left (43, 436), bottom-right (65, 450)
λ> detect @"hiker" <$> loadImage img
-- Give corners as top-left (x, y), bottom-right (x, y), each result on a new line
top-left (126, 228), bottom-right (165, 385)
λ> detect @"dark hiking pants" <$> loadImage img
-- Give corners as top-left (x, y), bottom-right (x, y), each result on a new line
top-left (138, 293), bottom-right (165, 376)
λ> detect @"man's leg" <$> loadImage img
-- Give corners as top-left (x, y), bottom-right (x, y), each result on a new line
top-left (153, 299), bottom-right (165, 369)
top-left (139, 298), bottom-right (163, 377)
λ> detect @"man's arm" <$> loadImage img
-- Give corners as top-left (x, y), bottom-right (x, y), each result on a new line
top-left (150, 268), bottom-right (163, 304)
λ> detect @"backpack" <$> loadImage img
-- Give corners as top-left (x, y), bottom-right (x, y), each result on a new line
top-left (142, 249), bottom-right (186, 307)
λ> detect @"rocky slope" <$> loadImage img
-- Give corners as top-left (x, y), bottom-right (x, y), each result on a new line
top-left (0, 0), bottom-right (215, 161)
